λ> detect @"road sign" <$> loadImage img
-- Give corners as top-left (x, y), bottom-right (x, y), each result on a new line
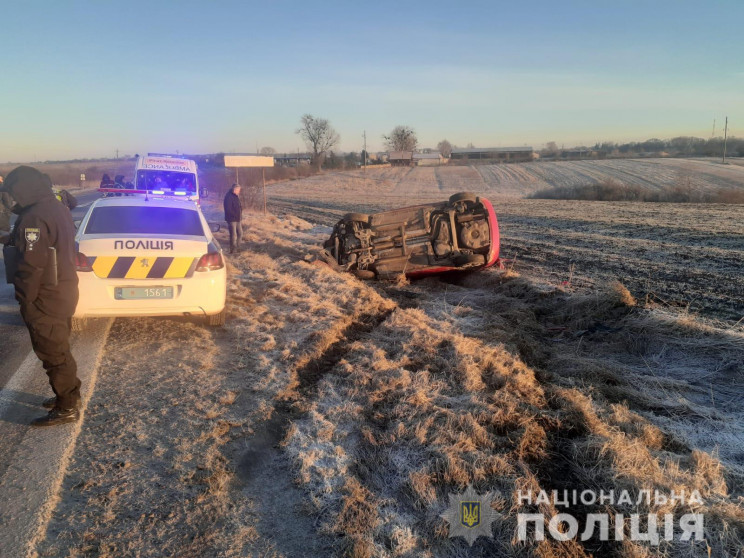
top-left (224, 155), bottom-right (274, 168)
top-left (223, 156), bottom-right (274, 214)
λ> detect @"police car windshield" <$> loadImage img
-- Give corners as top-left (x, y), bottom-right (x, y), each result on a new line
top-left (136, 170), bottom-right (196, 194)
top-left (85, 206), bottom-right (204, 236)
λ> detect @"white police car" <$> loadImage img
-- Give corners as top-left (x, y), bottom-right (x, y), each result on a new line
top-left (72, 196), bottom-right (226, 328)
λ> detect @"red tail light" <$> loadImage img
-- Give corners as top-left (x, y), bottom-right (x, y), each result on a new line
top-left (75, 252), bottom-right (93, 272)
top-left (196, 252), bottom-right (224, 272)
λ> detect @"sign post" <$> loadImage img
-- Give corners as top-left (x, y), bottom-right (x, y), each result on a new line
top-left (224, 155), bottom-right (274, 215)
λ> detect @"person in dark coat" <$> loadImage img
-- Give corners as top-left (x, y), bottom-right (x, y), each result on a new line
top-left (53, 187), bottom-right (78, 211)
top-left (223, 184), bottom-right (243, 254)
top-left (1, 166), bottom-right (81, 426)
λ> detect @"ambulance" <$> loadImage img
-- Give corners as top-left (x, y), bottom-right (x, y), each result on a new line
top-left (99, 154), bottom-right (205, 204)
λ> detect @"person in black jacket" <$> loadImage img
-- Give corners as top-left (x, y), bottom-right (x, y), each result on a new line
top-left (223, 184), bottom-right (243, 254)
top-left (53, 187), bottom-right (78, 211)
top-left (1, 166), bottom-right (81, 426)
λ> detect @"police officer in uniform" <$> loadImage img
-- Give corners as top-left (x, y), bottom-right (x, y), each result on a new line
top-left (1, 166), bottom-right (81, 426)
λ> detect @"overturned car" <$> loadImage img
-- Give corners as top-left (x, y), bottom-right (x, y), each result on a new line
top-left (322, 192), bottom-right (500, 279)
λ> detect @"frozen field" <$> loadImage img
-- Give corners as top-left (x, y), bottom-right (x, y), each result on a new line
top-left (268, 160), bottom-right (744, 323)
top-left (267, 157), bottom-right (744, 202)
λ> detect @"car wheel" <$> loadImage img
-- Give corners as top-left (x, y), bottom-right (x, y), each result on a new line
top-left (205, 309), bottom-right (226, 327)
top-left (343, 212), bottom-right (370, 224)
top-left (352, 269), bottom-right (376, 280)
top-left (453, 253), bottom-right (486, 267)
top-left (449, 192), bottom-right (478, 204)
top-left (70, 317), bottom-right (87, 332)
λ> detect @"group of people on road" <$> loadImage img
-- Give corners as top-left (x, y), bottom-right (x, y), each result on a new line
top-left (0, 169), bottom-right (246, 428)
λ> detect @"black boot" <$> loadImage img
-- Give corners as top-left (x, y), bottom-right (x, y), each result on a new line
top-left (30, 407), bottom-right (80, 427)
top-left (42, 397), bottom-right (80, 410)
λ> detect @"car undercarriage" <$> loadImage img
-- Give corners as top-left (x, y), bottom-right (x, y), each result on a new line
top-left (322, 192), bottom-right (499, 279)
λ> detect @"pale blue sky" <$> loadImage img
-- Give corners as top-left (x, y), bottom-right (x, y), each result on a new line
top-left (1, 0), bottom-right (741, 162)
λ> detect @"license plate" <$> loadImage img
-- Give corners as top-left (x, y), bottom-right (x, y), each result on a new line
top-left (115, 287), bottom-right (174, 300)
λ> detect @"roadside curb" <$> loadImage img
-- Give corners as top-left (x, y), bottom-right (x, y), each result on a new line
top-left (0, 318), bottom-right (112, 558)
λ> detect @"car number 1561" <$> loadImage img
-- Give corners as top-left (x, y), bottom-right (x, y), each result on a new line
top-left (115, 287), bottom-right (174, 300)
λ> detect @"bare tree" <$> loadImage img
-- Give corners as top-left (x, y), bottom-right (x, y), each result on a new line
top-left (544, 141), bottom-right (559, 156)
top-left (259, 146), bottom-right (276, 155)
top-left (384, 126), bottom-right (418, 152)
top-left (296, 114), bottom-right (340, 170)
top-left (437, 139), bottom-right (452, 158)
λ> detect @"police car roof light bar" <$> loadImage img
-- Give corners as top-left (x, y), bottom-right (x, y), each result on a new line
top-left (97, 187), bottom-right (199, 202)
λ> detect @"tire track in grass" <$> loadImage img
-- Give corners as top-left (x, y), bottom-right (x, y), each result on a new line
top-left (235, 308), bottom-right (395, 556)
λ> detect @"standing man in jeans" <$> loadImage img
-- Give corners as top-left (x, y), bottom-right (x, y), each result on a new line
top-left (1, 166), bottom-right (81, 426)
top-left (223, 183), bottom-right (243, 254)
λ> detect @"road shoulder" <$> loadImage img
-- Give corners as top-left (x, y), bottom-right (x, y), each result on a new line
top-left (0, 319), bottom-right (112, 557)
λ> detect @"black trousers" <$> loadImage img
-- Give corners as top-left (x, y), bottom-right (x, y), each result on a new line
top-left (21, 304), bottom-right (80, 409)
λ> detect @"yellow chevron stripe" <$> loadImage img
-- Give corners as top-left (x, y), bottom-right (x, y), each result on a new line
top-left (92, 256), bottom-right (118, 278)
top-left (164, 257), bottom-right (193, 278)
top-left (125, 257), bottom-right (153, 279)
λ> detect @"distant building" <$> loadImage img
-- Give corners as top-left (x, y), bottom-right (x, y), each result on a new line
top-left (450, 147), bottom-right (535, 163)
top-left (389, 151), bottom-right (414, 167)
top-left (560, 149), bottom-right (593, 160)
top-left (413, 152), bottom-right (446, 166)
top-left (275, 153), bottom-right (313, 166)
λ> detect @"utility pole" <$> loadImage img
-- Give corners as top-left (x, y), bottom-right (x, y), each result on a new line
top-left (262, 168), bottom-right (267, 215)
top-left (722, 116), bottom-right (729, 164)
top-left (363, 130), bottom-right (367, 174)
top-left (712, 119), bottom-right (716, 138)
top-left (116, 149), bottom-right (119, 159)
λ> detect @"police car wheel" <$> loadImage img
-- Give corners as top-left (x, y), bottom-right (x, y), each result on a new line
top-left (70, 317), bottom-right (87, 332)
top-left (205, 309), bottom-right (226, 327)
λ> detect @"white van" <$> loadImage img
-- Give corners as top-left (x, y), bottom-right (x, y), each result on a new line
top-left (131, 154), bottom-right (203, 203)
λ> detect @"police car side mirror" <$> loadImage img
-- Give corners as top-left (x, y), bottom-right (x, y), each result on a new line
top-left (209, 223), bottom-right (221, 233)
top-left (200, 188), bottom-right (209, 198)
top-left (73, 219), bottom-right (82, 229)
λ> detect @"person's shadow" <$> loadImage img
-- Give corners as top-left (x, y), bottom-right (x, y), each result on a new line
top-left (0, 388), bottom-right (49, 425)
